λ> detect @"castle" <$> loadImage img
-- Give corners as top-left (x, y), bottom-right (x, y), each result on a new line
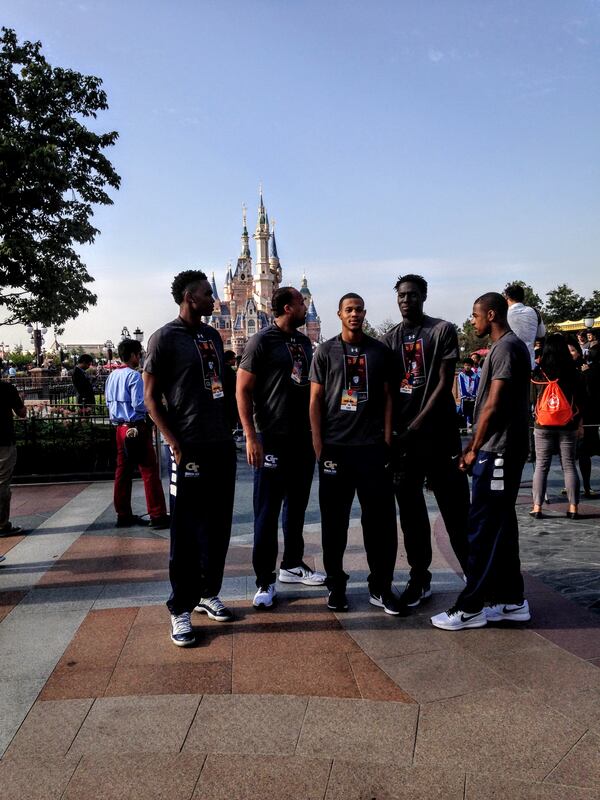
top-left (207, 192), bottom-right (321, 354)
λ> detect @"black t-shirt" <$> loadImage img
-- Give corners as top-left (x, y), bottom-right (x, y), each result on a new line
top-left (144, 318), bottom-right (232, 447)
top-left (309, 334), bottom-right (392, 446)
top-left (382, 315), bottom-right (459, 437)
top-left (474, 331), bottom-right (531, 454)
top-left (72, 366), bottom-right (95, 404)
top-left (0, 382), bottom-right (25, 445)
top-left (239, 324), bottom-right (312, 436)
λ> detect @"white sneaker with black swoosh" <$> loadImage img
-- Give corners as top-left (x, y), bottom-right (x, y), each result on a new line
top-left (485, 600), bottom-right (530, 622)
top-left (430, 606), bottom-right (487, 631)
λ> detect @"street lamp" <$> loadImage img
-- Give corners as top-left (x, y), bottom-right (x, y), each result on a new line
top-left (26, 322), bottom-right (48, 367)
top-left (584, 316), bottom-right (595, 330)
top-left (121, 326), bottom-right (130, 340)
top-left (133, 327), bottom-right (144, 343)
top-left (104, 338), bottom-right (114, 368)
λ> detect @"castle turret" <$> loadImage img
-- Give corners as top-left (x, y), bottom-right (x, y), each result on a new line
top-left (253, 187), bottom-right (274, 313)
top-left (299, 273), bottom-right (312, 309)
top-left (269, 221), bottom-right (282, 287)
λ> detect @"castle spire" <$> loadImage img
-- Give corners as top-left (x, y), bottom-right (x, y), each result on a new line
top-left (270, 220), bottom-right (279, 259)
top-left (240, 203), bottom-right (250, 257)
top-left (210, 272), bottom-right (220, 301)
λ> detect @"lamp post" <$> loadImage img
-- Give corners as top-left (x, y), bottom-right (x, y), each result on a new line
top-left (584, 316), bottom-right (595, 330)
top-left (133, 327), bottom-right (144, 343)
top-left (104, 338), bottom-right (114, 369)
top-left (26, 322), bottom-right (48, 367)
top-left (0, 341), bottom-right (7, 360)
top-left (121, 326), bottom-right (130, 340)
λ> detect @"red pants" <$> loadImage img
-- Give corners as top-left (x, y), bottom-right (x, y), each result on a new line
top-left (114, 423), bottom-right (167, 520)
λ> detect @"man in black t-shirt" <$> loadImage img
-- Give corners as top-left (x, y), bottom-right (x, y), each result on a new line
top-left (0, 370), bottom-right (27, 536)
top-left (310, 293), bottom-right (400, 614)
top-left (382, 274), bottom-right (470, 608)
top-left (72, 355), bottom-right (95, 407)
top-left (144, 270), bottom-right (236, 647)
top-left (237, 287), bottom-right (325, 609)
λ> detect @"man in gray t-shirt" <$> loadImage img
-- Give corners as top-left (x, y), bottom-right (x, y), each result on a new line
top-left (310, 293), bottom-right (399, 615)
top-left (431, 292), bottom-right (532, 631)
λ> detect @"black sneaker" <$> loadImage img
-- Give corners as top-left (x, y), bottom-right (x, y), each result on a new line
top-left (369, 590), bottom-right (403, 616)
top-left (116, 515), bottom-right (148, 528)
top-left (327, 588), bottom-right (349, 612)
top-left (0, 523), bottom-right (23, 537)
top-left (400, 578), bottom-right (432, 608)
top-left (170, 612), bottom-right (195, 646)
top-left (149, 515), bottom-right (170, 530)
top-left (194, 596), bottom-right (233, 621)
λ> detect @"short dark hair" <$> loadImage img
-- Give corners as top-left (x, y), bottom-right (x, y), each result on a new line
top-left (578, 329), bottom-right (588, 339)
top-left (224, 349), bottom-right (236, 361)
top-left (475, 292), bottom-right (508, 321)
top-left (272, 286), bottom-right (298, 317)
top-left (118, 338), bottom-right (142, 362)
top-left (504, 284), bottom-right (525, 303)
top-left (78, 354), bottom-right (93, 366)
top-left (394, 274), bottom-right (428, 297)
top-left (463, 357), bottom-right (474, 366)
top-left (171, 269), bottom-right (208, 304)
top-left (338, 292), bottom-right (363, 310)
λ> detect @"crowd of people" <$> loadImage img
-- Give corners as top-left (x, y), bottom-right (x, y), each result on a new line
top-left (1, 272), bottom-right (598, 637)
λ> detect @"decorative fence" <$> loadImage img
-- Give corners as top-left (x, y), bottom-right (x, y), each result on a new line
top-left (2, 375), bottom-right (107, 406)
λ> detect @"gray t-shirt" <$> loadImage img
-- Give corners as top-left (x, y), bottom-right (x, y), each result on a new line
top-left (474, 330), bottom-right (531, 455)
top-left (382, 315), bottom-right (459, 437)
top-left (309, 334), bottom-right (392, 446)
top-left (239, 324), bottom-right (312, 436)
top-left (144, 317), bottom-right (232, 447)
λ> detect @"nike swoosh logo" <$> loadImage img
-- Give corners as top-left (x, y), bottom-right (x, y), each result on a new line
top-left (502, 605), bottom-right (524, 614)
top-left (460, 612), bottom-right (481, 622)
top-left (478, 459), bottom-right (488, 464)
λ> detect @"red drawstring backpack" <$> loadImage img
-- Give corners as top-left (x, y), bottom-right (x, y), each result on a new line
top-left (531, 370), bottom-right (576, 426)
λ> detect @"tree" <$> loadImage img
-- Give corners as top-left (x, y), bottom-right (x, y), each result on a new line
top-left (503, 280), bottom-right (543, 310)
top-left (581, 289), bottom-right (600, 320)
top-left (0, 27), bottom-right (120, 326)
top-left (544, 284), bottom-right (585, 325)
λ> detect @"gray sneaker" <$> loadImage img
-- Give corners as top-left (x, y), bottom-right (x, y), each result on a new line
top-left (278, 563), bottom-right (326, 585)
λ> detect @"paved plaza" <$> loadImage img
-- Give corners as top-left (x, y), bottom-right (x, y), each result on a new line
top-left (0, 457), bottom-right (599, 799)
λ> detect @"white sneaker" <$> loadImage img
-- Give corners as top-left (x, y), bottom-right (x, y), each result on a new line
top-left (431, 606), bottom-right (487, 631)
top-left (194, 596), bottom-right (233, 621)
top-left (278, 563), bottom-right (326, 585)
top-left (485, 600), bottom-right (531, 622)
top-left (170, 612), bottom-right (195, 646)
top-left (253, 583), bottom-right (277, 608)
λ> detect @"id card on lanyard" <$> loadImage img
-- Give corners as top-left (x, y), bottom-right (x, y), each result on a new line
top-left (399, 324), bottom-right (422, 395)
top-left (194, 335), bottom-right (224, 399)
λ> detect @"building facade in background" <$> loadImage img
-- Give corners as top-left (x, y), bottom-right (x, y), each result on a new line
top-left (208, 192), bottom-right (321, 354)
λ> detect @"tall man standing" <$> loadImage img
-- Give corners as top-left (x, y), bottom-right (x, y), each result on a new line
top-left (72, 354), bottom-right (95, 407)
top-left (310, 293), bottom-right (399, 614)
top-left (237, 287), bottom-right (325, 609)
top-left (144, 270), bottom-right (236, 646)
top-left (382, 274), bottom-right (470, 607)
top-left (105, 338), bottom-right (168, 529)
top-left (504, 284), bottom-right (541, 369)
top-left (431, 292), bottom-right (531, 629)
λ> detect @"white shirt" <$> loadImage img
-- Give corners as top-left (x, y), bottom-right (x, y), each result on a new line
top-left (507, 302), bottom-right (538, 368)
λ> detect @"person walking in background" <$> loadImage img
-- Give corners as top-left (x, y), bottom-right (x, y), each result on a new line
top-left (72, 354), bottom-right (95, 407)
top-left (144, 270), bottom-right (236, 647)
top-left (504, 284), bottom-right (538, 368)
top-left (105, 338), bottom-right (168, 529)
top-left (382, 274), bottom-right (470, 607)
top-left (530, 333), bottom-right (584, 520)
top-left (432, 292), bottom-right (531, 630)
top-left (458, 357), bottom-right (480, 429)
top-left (237, 287), bottom-right (324, 610)
top-left (310, 293), bottom-right (400, 614)
top-left (0, 362), bottom-right (26, 536)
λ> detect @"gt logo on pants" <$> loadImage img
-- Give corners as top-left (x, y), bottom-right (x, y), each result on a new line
top-left (184, 461), bottom-right (200, 478)
top-left (263, 454), bottom-right (278, 469)
top-left (323, 460), bottom-right (337, 475)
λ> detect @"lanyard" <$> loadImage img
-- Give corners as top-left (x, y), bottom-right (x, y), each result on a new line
top-left (339, 335), bottom-right (362, 391)
top-left (400, 323), bottom-right (422, 379)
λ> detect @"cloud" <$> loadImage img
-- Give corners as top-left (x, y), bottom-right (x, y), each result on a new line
top-left (428, 48), bottom-right (444, 63)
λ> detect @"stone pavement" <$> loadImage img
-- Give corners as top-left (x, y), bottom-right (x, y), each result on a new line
top-left (0, 458), bottom-right (599, 799)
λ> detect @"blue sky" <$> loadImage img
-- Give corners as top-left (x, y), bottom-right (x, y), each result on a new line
top-left (2, 0), bottom-right (599, 349)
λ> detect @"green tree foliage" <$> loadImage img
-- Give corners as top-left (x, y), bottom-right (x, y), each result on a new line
top-left (0, 27), bottom-right (120, 326)
top-left (544, 284), bottom-right (585, 325)
top-left (581, 289), bottom-right (600, 320)
top-left (503, 280), bottom-right (543, 309)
